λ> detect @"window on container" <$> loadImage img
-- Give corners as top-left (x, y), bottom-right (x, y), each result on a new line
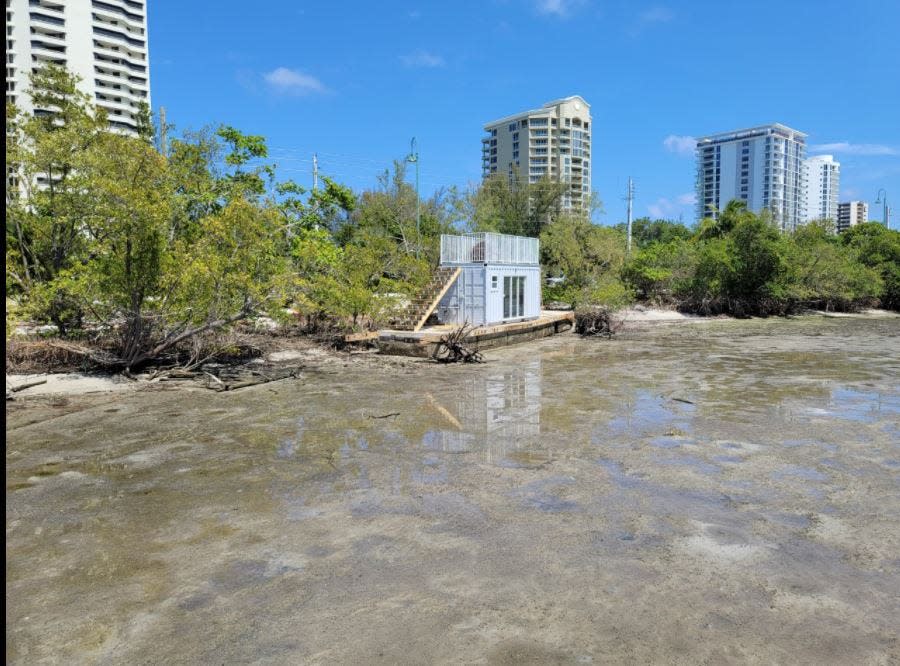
top-left (492, 275), bottom-right (498, 290)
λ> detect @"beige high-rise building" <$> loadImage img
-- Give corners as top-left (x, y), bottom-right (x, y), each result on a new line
top-left (6, 0), bottom-right (151, 135)
top-left (837, 201), bottom-right (868, 233)
top-left (482, 96), bottom-right (591, 213)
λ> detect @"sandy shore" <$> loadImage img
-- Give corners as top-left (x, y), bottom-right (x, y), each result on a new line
top-left (7, 309), bottom-right (897, 398)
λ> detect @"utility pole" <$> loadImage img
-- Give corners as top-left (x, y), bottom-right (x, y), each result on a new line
top-left (159, 106), bottom-right (167, 157)
top-left (626, 176), bottom-right (634, 255)
top-left (406, 137), bottom-right (420, 258)
top-left (312, 153), bottom-right (318, 192)
top-left (312, 153), bottom-right (319, 230)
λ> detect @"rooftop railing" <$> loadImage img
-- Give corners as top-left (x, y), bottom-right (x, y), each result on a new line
top-left (440, 232), bottom-right (539, 266)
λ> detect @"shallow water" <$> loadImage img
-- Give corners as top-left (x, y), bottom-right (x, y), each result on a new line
top-left (6, 316), bottom-right (900, 664)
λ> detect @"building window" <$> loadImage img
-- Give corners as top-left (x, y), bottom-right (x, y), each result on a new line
top-left (491, 275), bottom-right (498, 291)
top-left (508, 123), bottom-right (516, 132)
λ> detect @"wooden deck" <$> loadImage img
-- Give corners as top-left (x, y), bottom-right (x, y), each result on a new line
top-left (376, 310), bottom-right (575, 357)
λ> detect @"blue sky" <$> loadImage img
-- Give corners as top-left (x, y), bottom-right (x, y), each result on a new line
top-left (150, 0), bottom-right (900, 226)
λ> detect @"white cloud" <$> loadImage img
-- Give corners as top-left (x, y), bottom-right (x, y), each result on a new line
top-left (648, 193), bottom-right (695, 219)
top-left (400, 50), bottom-right (446, 68)
top-left (639, 6), bottom-right (675, 23)
top-left (809, 142), bottom-right (897, 156)
top-left (535, 0), bottom-right (585, 17)
top-left (263, 67), bottom-right (326, 95)
top-left (663, 134), bottom-right (696, 156)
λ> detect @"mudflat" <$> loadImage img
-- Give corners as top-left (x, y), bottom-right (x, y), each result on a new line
top-left (6, 315), bottom-right (900, 664)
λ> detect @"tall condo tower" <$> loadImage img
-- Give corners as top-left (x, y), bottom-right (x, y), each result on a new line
top-left (696, 124), bottom-right (807, 231)
top-left (482, 96), bottom-right (592, 213)
top-left (6, 0), bottom-right (151, 134)
top-left (803, 154), bottom-right (841, 223)
top-left (837, 201), bottom-right (869, 233)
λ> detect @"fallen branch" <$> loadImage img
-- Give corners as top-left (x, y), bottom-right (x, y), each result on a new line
top-left (202, 367), bottom-right (301, 392)
top-left (7, 378), bottom-right (48, 394)
top-left (367, 412), bottom-right (400, 419)
top-left (574, 306), bottom-right (624, 338)
top-left (432, 325), bottom-right (483, 364)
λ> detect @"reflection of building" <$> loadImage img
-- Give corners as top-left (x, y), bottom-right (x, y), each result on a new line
top-left (423, 358), bottom-right (542, 462)
top-left (6, 0), bottom-right (151, 135)
top-left (837, 201), bottom-right (869, 233)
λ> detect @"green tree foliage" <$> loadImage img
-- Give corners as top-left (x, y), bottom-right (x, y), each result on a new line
top-left (5, 66), bottom-right (370, 365)
top-left (5, 65), bottom-right (108, 333)
top-left (622, 239), bottom-right (698, 304)
top-left (468, 170), bottom-right (568, 237)
top-left (840, 223), bottom-right (900, 310)
top-left (614, 217), bottom-right (692, 249)
top-left (783, 222), bottom-right (882, 310)
top-left (540, 216), bottom-right (631, 307)
top-left (696, 199), bottom-right (757, 240)
top-left (622, 201), bottom-right (898, 315)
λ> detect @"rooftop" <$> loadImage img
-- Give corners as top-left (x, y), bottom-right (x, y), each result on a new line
top-left (483, 95), bottom-right (590, 130)
top-left (440, 232), bottom-right (539, 266)
top-left (697, 123), bottom-right (807, 145)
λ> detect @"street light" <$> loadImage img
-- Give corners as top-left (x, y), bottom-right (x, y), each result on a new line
top-left (875, 188), bottom-right (889, 228)
top-left (406, 137), bottom-right (420, 257)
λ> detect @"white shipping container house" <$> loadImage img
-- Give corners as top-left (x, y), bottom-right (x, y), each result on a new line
top-left (437, 233), bottom-right (541, 327)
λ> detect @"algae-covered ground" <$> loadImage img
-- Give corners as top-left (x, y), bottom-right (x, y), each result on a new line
top-left (6, 315), bottom-right (900, 664)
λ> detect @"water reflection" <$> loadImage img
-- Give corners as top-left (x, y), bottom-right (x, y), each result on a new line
top-left (422, 358), bottom-right (542, 463)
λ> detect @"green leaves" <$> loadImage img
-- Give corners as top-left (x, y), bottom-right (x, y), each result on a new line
top-left (620, 202), bottom-right (897, 316)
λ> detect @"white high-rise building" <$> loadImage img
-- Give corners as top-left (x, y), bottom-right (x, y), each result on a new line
top-left (696, 124), bottom-right (807, 231)
top-left (482, 96), bottom-right (592, 213)
top-left (837, 201), bottom-right (868, 233)
top-left (6, 0), bottom-right (151, 135)
top-left (803, 155), bottom-right (840, 223)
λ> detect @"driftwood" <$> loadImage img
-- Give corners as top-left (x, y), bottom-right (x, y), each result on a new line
top-left (367, 412), bottom-right (400, 419)
top-left (202, 367), bottom-right (301, 392)
top-left (7, 378), bottom-right (48, 399)
top-left (432, 325), bottom-right (484, 364)
top-left (574, 307), bottom-right (624, 338)
top-left (8, 378), bottom-right (48, 392)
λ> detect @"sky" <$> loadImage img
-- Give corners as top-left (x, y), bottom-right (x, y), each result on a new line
top-left (149, 0), bottom-right (900, 226)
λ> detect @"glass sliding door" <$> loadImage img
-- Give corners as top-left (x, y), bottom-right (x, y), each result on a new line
top-left (502, 275), bottom-right (526, 319)
top-left (503, 276), bottom-right (511, 318)
top-left (516, 276), bottom-right (525, 317)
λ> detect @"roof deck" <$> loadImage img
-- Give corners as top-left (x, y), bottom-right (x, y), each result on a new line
top-left (440, 232), bottom-right (539, 266)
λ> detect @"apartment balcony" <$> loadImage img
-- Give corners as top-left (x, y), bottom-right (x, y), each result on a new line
top-left (92, 6), bottom-right (147, 33)
top-left (94, 65), bottom-right (148, 88)
top-left (96, 95), bottom-right (140, 114)
top-left (31, 39), bottom-right (67, 55)
top-left (95, 71), bottom-right (147, 96)
top-left (29, 11), bottom-right (66, 27)
top-left (93, 37), bottom-right (146, 62)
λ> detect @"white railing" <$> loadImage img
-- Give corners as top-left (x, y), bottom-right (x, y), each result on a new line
top-left (440, 232), bottom-right (539, 266)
